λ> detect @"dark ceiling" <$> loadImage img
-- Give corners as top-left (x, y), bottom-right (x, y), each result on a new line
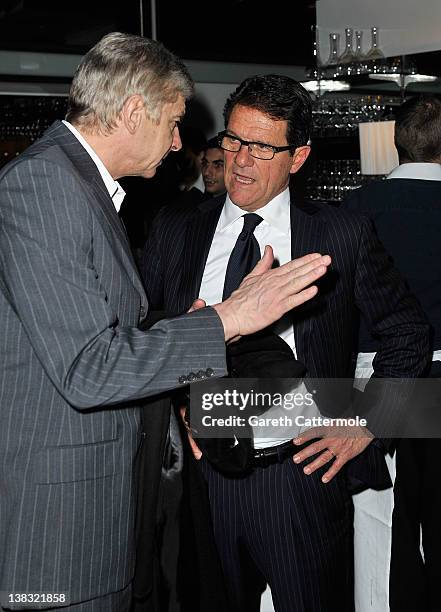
top-left (0, 0), bottom-right (316, 67)
top-left (1, 1), bottom-right (440, 83)
top-left (157, 0), bottom-right (316, 66)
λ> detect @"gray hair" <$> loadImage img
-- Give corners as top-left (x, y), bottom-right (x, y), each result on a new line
top-left (66, 32), bottom-right (194, 133)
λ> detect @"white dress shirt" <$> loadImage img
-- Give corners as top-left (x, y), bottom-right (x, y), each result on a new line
top-left (199, 187), bottom-right (295, 351)
top-left (199, 188), bottom-right (318, 448)
top-left (387, 162), bottom-right (441, 181)
top-left (62, 120), bottom-right (126, 212)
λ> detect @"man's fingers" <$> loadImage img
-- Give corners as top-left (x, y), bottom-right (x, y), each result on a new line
top-left (188, 435), bottom-right (202, 460)
top-left (293, 433), bottom-right (373, 483)
top-left (288, 252), bottom-right (330, 271)
top-left (179, 406), bottom-right (203, 459)
top-left (278, 253), bottom-right (331, 276)
top-left (321, 457), bottom-right (346, 483)
top-left (187, 298), bottom-right (207, 313)
top-left (287, 285), bottom-right (318, 309)
top-left (295, 253), bottom-right (331, 269)
top-left (246, 250), bottom-right (329, 285)
top-left (293, 427), bottom-right (323, 445)
top-left (300, 449), bottom-right (336, 476)
top-left (246, 245), bottom-right (274, 278)
top-left (267, 262), bottom-right (327, 313)
top-left (281, 257), bottom-right (331, 284)
top-left (293, 438), bottom-right (328, 463)
top-left (293, 438), bottom-right (344, 482)
top-left (287, 265), bottom-right (327, 301)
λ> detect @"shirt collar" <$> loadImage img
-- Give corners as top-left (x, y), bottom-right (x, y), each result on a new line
top-left (220, 187), bottom-right (291, 235)
top-left (387, 163), bottom-right (441, 182)
top-left (62, 120), bottom-right (126, 212)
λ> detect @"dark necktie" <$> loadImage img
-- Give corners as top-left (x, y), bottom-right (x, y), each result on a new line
top-left (222, 213), bottom-right (263, 300)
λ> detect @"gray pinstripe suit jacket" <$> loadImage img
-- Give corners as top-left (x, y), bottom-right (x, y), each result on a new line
top-left (0, 121), bottom-right (227, 608)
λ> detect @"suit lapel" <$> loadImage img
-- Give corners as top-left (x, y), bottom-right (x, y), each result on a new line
top-left (290, 198), bottom-right (326, 370)
top-left (47, 122), bottom-right (147, 302)
top-left (178, 197), bottom-right (225, 311)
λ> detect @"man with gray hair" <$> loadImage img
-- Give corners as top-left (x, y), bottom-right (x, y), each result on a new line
top-left (0, 32), bottom-right (330, 611)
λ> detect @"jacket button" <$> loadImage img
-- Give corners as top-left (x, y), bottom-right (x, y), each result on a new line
top-left (178, 375), bottom-right (188, 384)
top-left (205, 368), bottom-right (214, 377)
top-left (196, 370), bottom-right (205, 379)
top-left (187, 372), bottom-right (197, 382)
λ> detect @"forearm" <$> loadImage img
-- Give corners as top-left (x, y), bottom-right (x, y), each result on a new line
top-left (61, 308), bottom-right (227, 408)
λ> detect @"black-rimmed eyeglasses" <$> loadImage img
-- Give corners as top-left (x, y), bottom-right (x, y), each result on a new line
top-left (217, 131), bottom-right (294, 160)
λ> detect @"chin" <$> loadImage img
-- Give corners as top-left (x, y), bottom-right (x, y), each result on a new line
top-left (229, 187), bottom-right (255, 209)
top-left (142, 168), bottom-right (157, 179)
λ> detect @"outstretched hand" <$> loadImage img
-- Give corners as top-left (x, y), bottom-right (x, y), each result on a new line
top-left (214, 246), bottom-right (331, 342)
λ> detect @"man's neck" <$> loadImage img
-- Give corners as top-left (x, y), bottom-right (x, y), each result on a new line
top-left (73, 124), bottom-right (125, 180)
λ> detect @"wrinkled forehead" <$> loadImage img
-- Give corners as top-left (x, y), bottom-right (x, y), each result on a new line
top-left (227, 104), bottom-right (289, 143)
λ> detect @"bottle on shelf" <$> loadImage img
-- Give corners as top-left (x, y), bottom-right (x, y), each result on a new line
top-left (326, 33), bottom-right (340, 66)
top-left (339, 28), bottom-right (356, 64)
top-left (354, 30), bottom-right (364, 60)
top-left (365, 27), bottom-right (385, 60)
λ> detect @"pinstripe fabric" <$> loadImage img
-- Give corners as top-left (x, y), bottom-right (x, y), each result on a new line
top-left (142, 195), bottom-right (430, 611)
top-left (39, 583), bottom-right (132, 611)
top-left (0, 121), bottom-right (227, 609)
top-left (200, 457), bottom-right (354, 612)
top-left (144, 197), bottom-right (429, 381)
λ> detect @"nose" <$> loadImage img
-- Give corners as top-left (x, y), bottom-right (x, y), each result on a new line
top-left (202, 165), bottom-right (212, 179)
top-left (171, 126), bottom-right (182, 152)
top-left (234, 143), bottom-right (253, 168)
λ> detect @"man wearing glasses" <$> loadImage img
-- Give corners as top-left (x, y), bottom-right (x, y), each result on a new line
top-left (142, 75), bottom-right (429, 611)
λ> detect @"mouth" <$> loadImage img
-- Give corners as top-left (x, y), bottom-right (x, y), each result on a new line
top-left (233, 172), bottom-right (254, 185)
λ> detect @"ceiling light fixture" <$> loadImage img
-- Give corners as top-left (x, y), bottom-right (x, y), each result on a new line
top-left (302, 79), bottom-right (351, 93)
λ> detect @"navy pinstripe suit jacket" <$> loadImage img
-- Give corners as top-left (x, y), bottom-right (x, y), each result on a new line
top-left (0, 122), bottom-right (227, 607)
top-left (142, 194), bottom-right (431, 486)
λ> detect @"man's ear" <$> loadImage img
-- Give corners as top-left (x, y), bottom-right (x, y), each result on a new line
top-left (121, 94), bottom-right (145, 134)
top-left (289, 145), bottom-right (311, 175)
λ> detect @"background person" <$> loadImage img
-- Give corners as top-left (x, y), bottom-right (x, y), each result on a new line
top-left (201, 136), bottom-right (226, 197)
top-left (345, 94), bottom-right (441, 612)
